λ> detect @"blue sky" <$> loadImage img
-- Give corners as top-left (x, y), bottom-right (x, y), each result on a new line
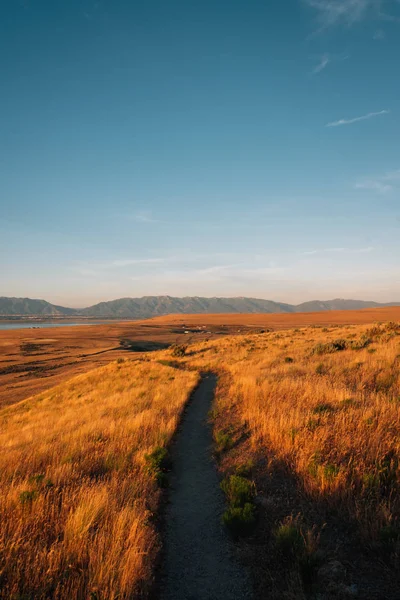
top-left (1, 0), bottom-right (399, 307)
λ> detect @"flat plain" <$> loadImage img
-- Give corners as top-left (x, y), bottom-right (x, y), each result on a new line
top-left (2, 306), bottom-right (400, 408)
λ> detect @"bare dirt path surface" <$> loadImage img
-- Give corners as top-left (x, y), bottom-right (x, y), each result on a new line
top-left (160, 373), bottom-right (253, 600)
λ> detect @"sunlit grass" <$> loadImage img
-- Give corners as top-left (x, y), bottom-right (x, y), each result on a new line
top-left (1, 319), bottom-right (400, 597)
top-left (0, 359), bottom-right (198, 599)
top-left (166, 320), bottom-right (400, 540)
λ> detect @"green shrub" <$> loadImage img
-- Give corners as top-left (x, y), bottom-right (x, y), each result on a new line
top-left (284, 356), bottom-right (294, 363)
top-left (274, 517), bottom-right (304, 555)
top-left (221, 475), bottom-right (255, 507)
top-left (144, 446), bottom-right (171, 486)
top-left (386, 322), bottom-right (400, 333)
top-left (348, 334), bottom-right (372, 350)
top-left (214, 431), bottom-right (233, 452)
top-left (222, 503), bottom-right (256, 537)
top-left (323, 463), bottom-right (340, 480)
top-left (171, 344), bottom-right (187, 357)
top-left (306, 418), bottom-right (320, 432)
top-left (19, 490), bottom-right (37, 504)
top-left (311, 339), bottom-right (347, 355)
top-left (235, 460), bottom-right (254, 477)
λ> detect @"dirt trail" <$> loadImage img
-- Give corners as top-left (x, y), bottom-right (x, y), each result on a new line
top-left (160, 373), bottom-right (252, 600)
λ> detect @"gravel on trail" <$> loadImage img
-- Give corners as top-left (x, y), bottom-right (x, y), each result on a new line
top-left (160, 373), bottom-right (253, 600)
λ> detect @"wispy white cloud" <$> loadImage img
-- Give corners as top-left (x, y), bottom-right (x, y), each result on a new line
top-left (355, 168), bottom-right (400, 194)
top-left (354, 180), bottom-right (393, 193)
top-left (304, 247), bottom-right (374, 255)
top-left (311, 52), bottom-right (349, 74)
top-left (313, 53), bottom-right (330, 73)
top-left (383, 169), bottom-right (400, 181)
top-left (132, 211), bottom-right (159, 223)
top-left (305, 0), bottom-right (400, 33)
top-left (326, 109), bottom-right (389, 127)
top-left (305, 0), bottom-right (379, 29)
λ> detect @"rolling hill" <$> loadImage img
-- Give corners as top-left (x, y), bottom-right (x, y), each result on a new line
top-left (0, 297), bottom-right (76, 317)
top-left (0, 295), bottom-right (399, 318)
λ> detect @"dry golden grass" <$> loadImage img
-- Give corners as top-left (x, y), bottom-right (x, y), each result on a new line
top-left (0, 320), bottom-right (203, 408)
top-left (0, 358), bottom-right (199, 599)
top-left (2, 318), bottom-right (400, 598)
top-left (163, 321), bottom-right (400, 540)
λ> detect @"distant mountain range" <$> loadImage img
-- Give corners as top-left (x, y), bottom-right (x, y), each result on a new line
top-left (1, 296), bottom-right (399, 319)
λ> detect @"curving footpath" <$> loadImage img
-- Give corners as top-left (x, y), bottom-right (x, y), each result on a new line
top-left (160, 373), bottom-right (253, 600)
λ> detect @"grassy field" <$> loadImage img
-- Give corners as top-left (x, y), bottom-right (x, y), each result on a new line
top-left (0, 359), bottom-right (199, 599)
top-left (0, 320), bottom-right (205, 408)
top-left (2, 306), bottom-right (399, 409)
top-left (166, 320), bottom-right (400, 597)
top-left (1, 315), bottom-right (400, 598)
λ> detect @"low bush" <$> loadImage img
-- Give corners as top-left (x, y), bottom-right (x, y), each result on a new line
top-left (144, 446), bottom-right (171, 487)
top-left (221, 475), bottom-right (255, 507)
top-left (222, 503), bottom-right (256, 537)
top-left (274, 516), bottom-right (304, 556)
top-left (214, 431), bottom-right (233, 453)
top-left (19, 490), bottom-right (37, 504)
top-left (221, 474), bottom-right (256, 536)
top-left (311, 339), bottom-right (347, 355)
top-left (235, 460), bottom-right (254, 478)
top-left (171, 345), bottom-right (187, 357)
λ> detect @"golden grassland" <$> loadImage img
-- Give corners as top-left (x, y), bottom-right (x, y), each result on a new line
top-left (0, 359), bottom-right (199, 599)
top-left (167, 320), bottom-right (400, 596)
top-left (172, 321), bottom-right (400, 539)
top-left (0, 320), bottom-right (200, 408)
top-left (1, 318), bottom-right (400, 598)
top-left (2, 306), bottom-right (400, 409)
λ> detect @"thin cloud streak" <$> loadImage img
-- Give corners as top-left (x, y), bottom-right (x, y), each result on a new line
top-left (304, 247), bottom-right (374, 255)
top-left (383, 169), bottom-right (400, 181)
top-left (354, 168), bottom-right (400, 194)
top-left (305, 0), bottom-right (378, 29)
top-left (326, 109), bottom-right (389, 127)
top-left (132, 212), bottom-right (159, 223)
top-left (355, 181), bottom-right (392, 194)
top-left (313, 53), bottom-right (330, 73)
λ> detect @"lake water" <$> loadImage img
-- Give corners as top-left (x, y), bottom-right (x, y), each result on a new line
top-left (0, 321), bottom-right (120, 331)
